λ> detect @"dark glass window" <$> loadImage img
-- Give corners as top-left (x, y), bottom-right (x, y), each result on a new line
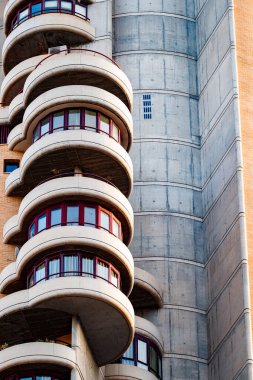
top-left (4, 160), bottom-right (19, 173)
top-left (118, 334), bottom-right (162, 379)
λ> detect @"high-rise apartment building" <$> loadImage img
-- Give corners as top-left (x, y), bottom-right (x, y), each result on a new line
top-left (0, 0), bottom-right (252, 379)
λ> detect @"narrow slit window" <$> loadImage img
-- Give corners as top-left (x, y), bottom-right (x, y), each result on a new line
top-left (143, 94), bottom-right (152, 119)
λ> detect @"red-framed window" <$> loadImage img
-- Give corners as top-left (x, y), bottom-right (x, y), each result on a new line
top-left (118, 334), bottom-right (162, 379)
top-left (32, 108), bottom-right (121, 144)
top-left (28, 202), bottom-right (122, 240)
top-left (10, 0), bottom-right (88, 32)
top-left (5, 372), bottom-right (64, 380)
top-left (27, 250), bottom-right (121, 289)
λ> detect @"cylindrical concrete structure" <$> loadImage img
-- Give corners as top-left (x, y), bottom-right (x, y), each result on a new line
top-left (113, 2), bottom-right (208, 378)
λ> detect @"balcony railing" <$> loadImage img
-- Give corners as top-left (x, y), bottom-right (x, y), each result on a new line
top-left (10, 0), bottom-right (88, 33)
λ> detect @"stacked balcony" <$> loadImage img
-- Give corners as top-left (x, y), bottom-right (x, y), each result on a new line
top-left (0, 1), bottom-right (137, 379)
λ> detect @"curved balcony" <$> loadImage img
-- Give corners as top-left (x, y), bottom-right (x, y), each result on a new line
top-left (1, 55), bottom-right (46, 105)
top-left (129, 268), bottom-right (163, 309)
top-left (1, 225), bottom-right (134, 295)
top-left (2, 15), bottom-right (95, 74)
top-left (3, 176), bottom-right (133, 243)
top-left (9, 93), bottom-right (24, 125)
top-left (5, 129), bottom-right (133, 197)
top-left (0, 277), bottom-right (135, 365)
top-left (105, 364), bottom-right (159, 380)
top-left (106, 317), bottom-right (163, 380)
top-left (0, 369), bottom-right (70, 380)
top-left (22, 51), bottom-right (132, 110)
top-left (0, 342), bottom-right (75, 374)
top-left (8, 85), bottom-right (133, 151)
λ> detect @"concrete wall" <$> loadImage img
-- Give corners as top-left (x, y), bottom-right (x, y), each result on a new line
top-left (113, 1), bottom-right (208, 379)
top-left (196, 0), bottom-right (253, 379)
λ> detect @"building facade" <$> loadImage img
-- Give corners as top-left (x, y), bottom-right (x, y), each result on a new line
top-left (0, 0), bottom-right (252, 379)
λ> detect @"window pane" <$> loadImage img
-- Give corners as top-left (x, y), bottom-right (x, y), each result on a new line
top-left (31, 2), bottom-right (42, 16)
top-left (112, 219), bottom-right (120, 237)
top-left (29, 222), bottom-right (36, 238)
top-left (61, 0), bottom-right (72, 12)
top-left (97, 260), bottom-right (109, 280)
top-left (100, 115), bottom-right (110, 135)
top-left (122, 358), bottom-right (134, 366)
top-left (35, 263), bottom-right (45, 283)
top-left (53, 111), bottom-right (64, 132)
top-left (75, 4), bottom-right (86, 17)
top-left (49, 258), bottom-right (60, 278)
top-left (4, 161), bottom-right (19, 173)
top-left (67, 206), bottom-right (79, 225)
top-left (138, 340), bottom-right (148, 364)
top-left (36, 377), bottom-right (51, 380)
top-left (85, 110), bottom-right (96, 131)
top-left (64, 255), bottom-right (79, 275)
top-left (21, 377), bottom-right (33, 380)
top-left (150, 346), bottom-right (158, 373)
top-left (44, 0), bottom-right (58, 12)
top-left (19, 8), bottom-right (29, 22)
top-left (68, 109), bottom-right (80, 129)
top-left (40, 117), bottom-right (50, 136)
top-left (33, 126), bottom-right (39, 142)
top-left (84, 207), bottom-right (96, 227)
top-left (111, 270), bottom-right (118, 287)
top-left (100, 211), bottom-right (110, 231)
top-left (82, 257), bottom-right (94, 277)
top-left (123, 341), bottom-right (134, 359)
top-left (51, 208), bottom-right (62, 227)
top-left (38, 213), bottom-right (47, 232)
top-left (112, 123), bottom-right (119, 141)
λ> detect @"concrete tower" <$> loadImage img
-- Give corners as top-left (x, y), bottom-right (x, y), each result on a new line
top-left (0, 0), bottom-right (253, 380)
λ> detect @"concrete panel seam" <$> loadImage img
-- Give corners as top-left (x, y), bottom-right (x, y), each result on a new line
top-left (163, 304), bottom-right (206, 315)
top-left (134, 211), bottom-right (202, 222)
top-left (112, 12), bottom-right (195, 23)
top-left (133, 181), bottom-right (202, 192)
top-left (207, 261), bottom-right (249, 312)
top-left (134, 257), bottom-right (205, 268)
top-left (163, 353), bottom-right (207, 364)
top-left (113, 50), bottom-right (196, 61)
top-left (208, 309), bottom-right (251, 363)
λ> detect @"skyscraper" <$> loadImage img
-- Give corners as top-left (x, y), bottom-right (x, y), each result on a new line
top-left (0, 0), bottom-right (252, 379)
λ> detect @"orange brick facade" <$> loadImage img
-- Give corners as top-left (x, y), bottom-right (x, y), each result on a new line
top-left (0, 145), bottom-right (22, 272)
top-left (234, 0), bottom-right (253, 337)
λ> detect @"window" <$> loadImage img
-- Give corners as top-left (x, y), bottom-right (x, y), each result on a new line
top-left (84, 206), bottom-right (96, 227)
top-left (31, 2), bottom-right (42, 16)
top-left (4, 160), bottom-right (19, 173)
top-left (28, 202), bottom-right (122, 240)
top-left (85, 109), bottom-right (96, 131)
top-left (68, 109), bottom-right (81, 128)
top-left (100, 114), bottom-right (110, 136)
top-left (67, 206), bottom-right (79, 225)
top-left (82, 256), bottom-right (94, 277)
top-left (64, 255), bottom-right (78, 276)
top-left (32, 108), bottom-right (121, 143)
top-left (49, 258), bottom-right (60, 278)
top-left (53, 111), bottom-right (64, 132)
top-left (100, 210), bottom-right (110, 231)
top-left (118, 334), bottom-right (162, 379)
top-left (51, 208), bottom-right (62, 227)
top-left (27, 251), bottom-right (120, 288)
top-left (97, 260), bottom-right (109, 281)
top-left (35, 263), bottom-right (46, 283)
top-left (143, 94), bottom-right (152, 119)
top-left (38, 213), bottom-right (47, 232)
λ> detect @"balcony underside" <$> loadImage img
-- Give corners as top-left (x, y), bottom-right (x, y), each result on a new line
top-left (0, 363), bottom-right (70, 380)
top-left (0, 277), bottom-right (134, 366)
top-left (6, 132), bottom-right (133, 197)
top-left (3, 15), bottom-right (95, 74)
